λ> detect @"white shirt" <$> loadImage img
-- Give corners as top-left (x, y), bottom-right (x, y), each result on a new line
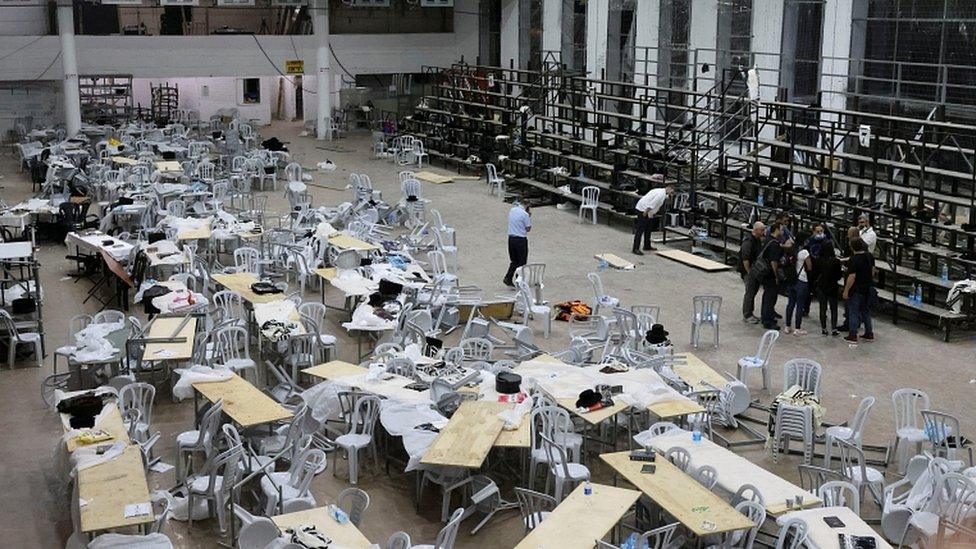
top-left (636, 188), bottom-right (667, 215)
top-left (860, 227), bottom-right (877, 254)
top-left (795, 249), bottom-right (810, 283)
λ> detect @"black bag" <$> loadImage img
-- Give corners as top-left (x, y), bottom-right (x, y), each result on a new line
top-left (57, 392), bottom-right (107, 428)
top-left (747, 240), bottom-right (776, 282)
top-left (250, 281), bottom-right (282, 295)
top-left (11, 296), bottom-right (36, 314)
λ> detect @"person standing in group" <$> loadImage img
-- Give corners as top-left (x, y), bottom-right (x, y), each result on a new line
top-left (784, 241), bottom-right (811, 335)
top-left (740, 221), bottom-right (766, 324)
top-left (815, 240), bottom-right (843, 336)
top-left (857, 214), bottom-right (877, 254)
top-left (753, 223), bottom-right (784, 330)
top-left (503, 201), bottom-right (531, 287)
top-left (632, 181), bottom-right (675, 255)
top-left (843, 238), bottom-right (876, 345)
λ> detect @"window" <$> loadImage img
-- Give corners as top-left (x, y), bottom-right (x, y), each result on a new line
top-left (241, 78), bottom-right (261, 105)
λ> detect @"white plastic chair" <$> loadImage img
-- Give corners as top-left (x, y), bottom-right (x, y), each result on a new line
top-left (516, 281), bottom-right (551, 338)
top-left (579, 185), bottom-right (600, 224)
top-left (212, 325), bottom-right (257, 382)
top-left (92, 309), bottom-right (125, 324)
top-left (541, 433), bottom-right (590, 501)
top-left (823, 396), bottom-right (875, 467)
top-left (587, 272), bottom-right (616, 315)
top-left (176, 399), bottom-right (224, 482)
top-left (782, 358), bottom-right (822, 397)
top-left (185, 443), bottom-right (244, 531)
top-left (666, 446), bottom-right (691, 472)
top-left (837, 438), bottom-right (885, 506)
top-left (260, 448), bottom-right (326, 515)
top-left (772, 404), bottom-right (814, 464)
top-left (891, 388), bottom-right (931, 474)
top-left (298, 301), bottom-right (338, 362)
top-left (386, 532), bottom-right (412, 549)
top-left (666, 192), bottom-right (689, 226)
top-left (514, 487), bottom-right (556, 532)
top-left (0, 309), bottom-right (42, 368)
top-left (119, 382), bottom-right (155, 443)
top-left (334, 395), bottom-right (381, 484)
top-left (736, 329), bottom-right (779, 391)
top-left (234, 505), bottom-right (280, 549)
top-left (691, 295), bottom-right (721, 349)
top-left (337, 487), bottom-right (370, 527)
top-left (922, 410), bottom-right (973, 465)
top-left (774, 517), bottom-right (809, 549)
top-left (818, 480), bottom-right (860, 514)
top-left (413, 140), bottom-right (429, 167)
top-left (486, 163), bottom-right (505, 195)
top-left (413, 507), bottom-right (464, 549)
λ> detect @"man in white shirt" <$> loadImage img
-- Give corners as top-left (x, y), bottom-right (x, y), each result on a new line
top-left (503, 202), bottom-right (532, 286)
top-left (632, 183), bottom-right (675, 255)
top-left (857, 214), bottom-right (877, 254)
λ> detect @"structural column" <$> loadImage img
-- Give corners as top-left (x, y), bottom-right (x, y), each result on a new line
top-left (313, 0), bottom-right (332, 140)
top-left (584, 0), bottom-right (609, 78)
top-left (751, 0), bottom-right (786, 145)
top-left (56, 3), bottom-right (81, 137)
top-left (687, 0), bottom-right (718, 92)
top-left (820, 0), bottom-right (856, 114)
top-left (633, 0), bottom-right (659, 89)
top-left (541, 0), bottom-right (562, 59)
top-left (500, 0), bottom-right (520, 68)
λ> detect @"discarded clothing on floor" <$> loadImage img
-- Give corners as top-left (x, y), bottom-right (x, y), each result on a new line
top-left (261, 136), bottom-right (288, 152)
top-left (554, 300), bottom-right (591, 322)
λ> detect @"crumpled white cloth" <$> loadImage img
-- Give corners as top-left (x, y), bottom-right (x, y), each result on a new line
top-left (381, 403), bottom-right (449, 472)
top-left (72, 440), bottom-right (127, 476)
top-left (162, 215), bottom-right (207, 233)
top-left (330, 270), bottom-right (378, 297)
top-left (72, 321), bottom-right (123, 362)
top-left (517, 358), bottom-right (688, 409)
top-left (301, 380), bottom-right (343, 423)
top-left (152, 288), bottom-right (208, 314)
top-left (153, 182), bottom-right (190, 196)
top-left (498, 397), bottom-right (533, 430)
top-left (315, 222), bottom-right (339, 239)
top-left (166, 488), bottom-right (213, 521)
top-left (88, 533), bottom-right (173, 549)
top-left (172, 365), bottom-right (232, 400)
top-left (317, 160), bottom-right (336, 171)
top-left (342, 303), bottom-right (396, 331)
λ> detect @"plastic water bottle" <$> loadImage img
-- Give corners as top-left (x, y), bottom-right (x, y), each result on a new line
top-left (599, 258), bottom-right (608, 272)
top-left (328, 504), bottom-right (349, 524)
top-left (583, 481), bottom-right (593, 505)
top-left (908, 285), bottom-right (916, 304)
top-left (579, 166), bottom-right (585, 179)
top-left (914, 284), bottom-right (923, 304)
top-left (941, 262), bottom-right (949, 282)
top-left (757, 190), bottom-right (765, 206)
top-left (692, 418), bottom-right (703, 443)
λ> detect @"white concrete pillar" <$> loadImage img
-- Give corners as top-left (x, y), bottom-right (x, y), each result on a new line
top-left (633, 0), bottom-right (659, 89)
top-left (500, 0), bottom-right (520, 68)
top-left (541, 0), bottom-right (562, 57)
top-left (687, 0), bottom-right (718, 92)
top-left (313, 0), bottom-right (332, 140)
top-left (752, 0), bottom-right (786, 148)
top-left (57, 4), bottom-right (81, 137)
top-left (585, 0), bottom-right (609, 78)
top-left (820, 0), bottom-right (855, 114)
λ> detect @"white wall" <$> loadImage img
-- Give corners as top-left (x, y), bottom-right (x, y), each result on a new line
top-left (0, 5), bottom-right (47, 36)
top-left (0, 83), bottom-right (61, 138)
top-left (499, 0), bottom-right (519, 69)
top-left (132, 76), bottom-right (278, 125)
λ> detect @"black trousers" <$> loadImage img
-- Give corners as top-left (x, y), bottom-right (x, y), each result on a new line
top-left (760, 279), bottom-right (779, 328)
top-left (504, 235), bottom-right (528, 283)
top-left (742, 274), bottom-right (760, 319)
top-left (633, 214), bottom-right (653, 251)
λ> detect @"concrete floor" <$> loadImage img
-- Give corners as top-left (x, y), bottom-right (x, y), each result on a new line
top-left (1, 121), bottom-right (973, 548)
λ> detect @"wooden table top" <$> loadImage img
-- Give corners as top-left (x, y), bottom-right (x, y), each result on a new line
top-left (304, 360), bottom-right (367, 380)
top-left (211, 272), bottom-right (283, 304)
top-left (673, 353), bottom-right (729, 392)
top-left (656, 249), bottom-right (732, 272)
top-left (421, 400), bottom-right (507, 468)
top-left (192, 372), bottom-right (292, 428)
top-left (154, 160), bottom-right (182, 173)
top-left (601, 451), bottom-right (755, 537)
top-left (142, 316), bottom-right (196, 361)
top-left (78, 445), bottom-right (154, 533)
top-left (557, 396), bottom-right (703, 425)
top-left (328, 233), bottom-right (380, 251)
top-left (176, 218), bottom-right (212, 241)
top-left (110, 156), bottom-right (139, 166)
top-left (777, 507), bottom-right (893, 549)
top-left (514, 483), bottom-right (640, 548)
top-left (271, 506), bottom-right (372, 549)
top-left (63, 403), bottom-right (131, 453)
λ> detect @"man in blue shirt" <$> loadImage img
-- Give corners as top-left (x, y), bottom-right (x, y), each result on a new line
top-left (503, 202), bottom-right (532, 286)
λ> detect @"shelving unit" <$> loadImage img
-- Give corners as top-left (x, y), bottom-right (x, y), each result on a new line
top-left (150, 82), bottom-right (180, 125)
top-left (0, 242), bottom-right (46, 360)
top-left (404, 61), bottom-right (976, 340)
top-left (79, 75), bottom-right (133, 125)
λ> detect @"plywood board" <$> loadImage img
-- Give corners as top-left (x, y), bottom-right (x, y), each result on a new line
top-left (111, 156), bottom-right (139, 166)
top-left (272, 506), bottom-right (373, 549)
top-left (212, 272), bottom-right (284, 304)
top-left (142, 316), bottom-right (196, 361)
top-left (154, 160), bottom-right (182, 173)
top-left (673, 353), bottom-right (729, 392)
top-left (193, 372), bottom-right (292, 428)
top-left (78, 446), bottom-right (154, 533)
top-left (328, 233), bottom-right (380, 251)
top-left (601, 451), bottom-right (754, 537)
top-left (414, 170), bottom-right (454, 184)
top-left (514, 483), bottom-right (640, 548)
top-left (595, 253), bottom-right (635, 270)
top-left (64, 404), bottom-right (130, 453)
top-left (656, 249), bottom-right (732, 272)
top-left (304, 360), bottom-right (367, 380)
top-left (421, 400), bottom-right (506, 468)
top-left (176, 218), bottom-right (212, 241)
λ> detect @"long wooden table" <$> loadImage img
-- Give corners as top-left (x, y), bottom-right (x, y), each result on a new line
top-left (78, 445), bottom-right (154, 533)
top-left (272, 506), bottom-right (372, 548)
top-left (328, 233), bottom-right (380, 252)
top-left (514, 483), bottom-right (641, 548)
top-left (211, 272), bottom-right (284, 304)
top-left (672, 352), bottom-right (729, 392)
top-left (176, 218), bottom-right (213, 241)
top-left (192, 372), bottom-right (292, 428)
top-left (601, 451), bottom-right (755, 537)
top-left (62, 403), bottom-right (131, 453)
top-left (644, 429), bottom-right (821, 515)
top-left (142, 316), bottom-right (196, 361)
top-left (421, 400), bottom-right (514, 467)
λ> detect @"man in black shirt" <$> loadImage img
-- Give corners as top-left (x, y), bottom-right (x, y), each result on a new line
top-left (759, 223), bottom-right (784, 330)
top-left (740, 221), bottom-right (766, 323)
top-left (843, 238), bottom-right (875, 344)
